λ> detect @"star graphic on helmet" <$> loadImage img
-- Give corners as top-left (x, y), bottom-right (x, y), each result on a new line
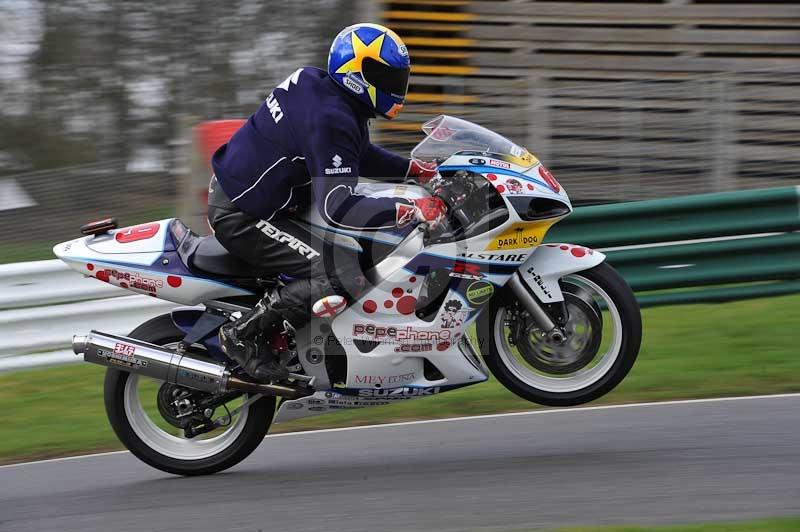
top-left (335, 30), bottom-right (388, 107)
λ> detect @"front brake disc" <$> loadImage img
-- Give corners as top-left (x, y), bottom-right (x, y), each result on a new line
top-left (515, 291), bottom-right (603, 375)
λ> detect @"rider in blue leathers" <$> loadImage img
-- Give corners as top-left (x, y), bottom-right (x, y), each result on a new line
top-left (209, 23), bottom-right (444, 381)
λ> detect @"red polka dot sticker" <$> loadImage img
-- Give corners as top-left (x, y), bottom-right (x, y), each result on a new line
top-left (396, 295), bottom-right (417, 315)
top-left (552, 244), bottom-right (594, 258)
top-left (167, 275), bottom-right (182, 288)
top-left (379, 278), bottom-right (422, 314)
top-left (362, 300), bottom-right (377, 313)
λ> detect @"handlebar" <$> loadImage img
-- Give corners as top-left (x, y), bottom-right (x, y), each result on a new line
top-left (421, 169), bottom-right (481, 242)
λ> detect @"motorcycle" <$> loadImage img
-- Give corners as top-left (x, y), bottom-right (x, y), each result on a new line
top-left (55, 115), bottom-right (641, 476)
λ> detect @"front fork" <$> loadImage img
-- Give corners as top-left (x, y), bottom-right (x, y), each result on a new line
top-left (506, 272), bottom-right (569, 343)
top-left (509, 243), bottom-right (607, 341)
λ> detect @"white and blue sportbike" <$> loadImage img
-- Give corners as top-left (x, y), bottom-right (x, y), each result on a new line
top-left (55, 116), bottom-right (642, 476)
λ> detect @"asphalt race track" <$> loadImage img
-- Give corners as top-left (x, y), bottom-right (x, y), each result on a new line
top-left (1, 394), bottom-right (799, 532)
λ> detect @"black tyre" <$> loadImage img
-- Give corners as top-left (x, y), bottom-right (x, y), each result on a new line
top-left (478, 262), bottom-right (642, 407)
top-left (104, 314), bottom-right (275, 476)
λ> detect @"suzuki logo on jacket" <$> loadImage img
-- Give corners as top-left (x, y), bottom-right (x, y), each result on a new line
top-left (325, 154), bottom-right (352, 175)
top-left (266, 92), bottom-right (283, 123)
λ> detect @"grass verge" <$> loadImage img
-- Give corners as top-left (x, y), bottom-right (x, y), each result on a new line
top-left (1, 294), bottom-right (799, 465)
top-left (539, 517), bottom-right (800, 531)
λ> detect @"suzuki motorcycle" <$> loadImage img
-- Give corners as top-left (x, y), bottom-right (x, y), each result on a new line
top-left (55, 115), bottom-right (641, 476)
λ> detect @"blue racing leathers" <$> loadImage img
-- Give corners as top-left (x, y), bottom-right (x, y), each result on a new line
top-left (211, 67), bottom-right (413, 230)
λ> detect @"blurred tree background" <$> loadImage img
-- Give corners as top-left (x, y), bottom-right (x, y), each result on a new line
top-left (0, 0), bottom-right (355, 175)
top-left (0, 0), bottom-right (357, 259)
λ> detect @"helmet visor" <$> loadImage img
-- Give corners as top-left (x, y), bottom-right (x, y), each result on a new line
top-left (362, 57), bottom-right (409, 99)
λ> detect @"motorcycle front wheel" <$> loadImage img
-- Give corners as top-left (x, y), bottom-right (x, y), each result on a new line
top-left (478, 262), bottom-right (642, 407)
top-left (104, 314), bottom-right (275, 476)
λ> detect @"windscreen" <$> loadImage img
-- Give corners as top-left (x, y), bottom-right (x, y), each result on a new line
top-left (410, 115), bottom-right (536, 167)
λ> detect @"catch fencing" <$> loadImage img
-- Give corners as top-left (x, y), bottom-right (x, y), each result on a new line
top-left (378, 0), bottom-right (800, 202)
top-left (373, 68), bottom-right (800, 204)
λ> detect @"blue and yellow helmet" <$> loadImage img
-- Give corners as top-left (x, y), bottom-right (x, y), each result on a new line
top-left (328, 23), bottom-right (410, 119)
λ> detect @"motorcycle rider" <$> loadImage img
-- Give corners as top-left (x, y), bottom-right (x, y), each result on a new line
top-left (208, 23), bottom-right (446, 382)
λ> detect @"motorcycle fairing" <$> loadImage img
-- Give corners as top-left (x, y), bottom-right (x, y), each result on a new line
top-left (517, 244), bottom-right (606, 303)
top-left (437, 153), bottom-right (571, 206)
top-left (330, 260), bottom-right (490, 389)
top-left (85, 220), bottom-right (173, 254)
top-left (273, 152), bottom-right (575, 422)
top-left (53, 218), bottom-right (253, 306)
top-left (274, 380), bottom-right (477, 423)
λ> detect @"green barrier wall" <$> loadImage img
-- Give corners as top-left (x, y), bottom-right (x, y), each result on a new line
top-left (548, 186), bottom-right (800, 247)
top-left (545, 186), bottom-right (800, 306)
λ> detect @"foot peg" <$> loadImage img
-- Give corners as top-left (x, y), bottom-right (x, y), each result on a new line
top-left (288, 373), bottom-right (314, 385)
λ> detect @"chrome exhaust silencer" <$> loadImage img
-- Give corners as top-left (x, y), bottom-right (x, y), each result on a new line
top-left (72, 331), bottom-right (309, 399)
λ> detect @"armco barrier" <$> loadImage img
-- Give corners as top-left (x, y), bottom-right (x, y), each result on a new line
top-left (0, 259), bottom-right (179, 371)
top-left (548, 186), bottom-right (800, 247)
top-left (606, 232), bottom-right (800, 291)
top-left (0, 296), bottom-right (176, 357)
top-left (547, 186), bottom-right (800, 306)
top-left (0, 260), bottom-right (123, 310)
top-left (1, 186), bottom-right (798, 371)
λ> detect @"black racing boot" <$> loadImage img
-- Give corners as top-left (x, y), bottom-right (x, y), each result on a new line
top-left (219, 291), bottom-right (290, 382)
top-left (220, 274), bottom-right (349, 382)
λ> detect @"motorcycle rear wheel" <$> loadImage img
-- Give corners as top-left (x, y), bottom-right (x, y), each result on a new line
top-left (104, 314), bottom-right (275, 476)
top-left (478, 262), bottom-right (641, 407)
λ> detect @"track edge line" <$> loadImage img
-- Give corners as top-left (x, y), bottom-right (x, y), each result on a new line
top-left (2, 392), bottom-right (798, 470)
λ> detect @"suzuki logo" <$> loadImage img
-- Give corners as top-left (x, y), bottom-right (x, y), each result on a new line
top-left (324, 154), bottom-right (352, 175)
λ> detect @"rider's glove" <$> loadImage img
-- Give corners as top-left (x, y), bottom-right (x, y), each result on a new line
top-left (398, 196), bottom-right (448, 230)
top-left (406, 159), bottom-right (438, 184)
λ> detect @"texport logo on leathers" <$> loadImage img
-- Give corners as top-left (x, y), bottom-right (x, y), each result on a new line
top-left (255, 220), bottom-right (320, 260)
